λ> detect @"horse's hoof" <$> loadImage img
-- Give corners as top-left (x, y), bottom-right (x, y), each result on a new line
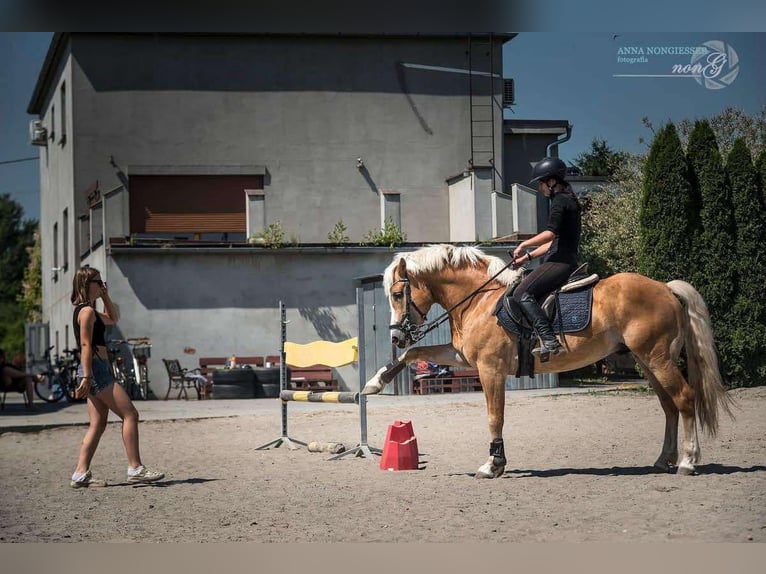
top-left (475, 461), bottom-right (504, 479)
top-left (653, 458), bottom-right (676, 473)
top-left (676, 462), bottom-right (696, 476)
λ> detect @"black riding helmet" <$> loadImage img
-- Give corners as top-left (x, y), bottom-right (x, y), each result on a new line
top-left (529, 157), bottom-right (567, 185)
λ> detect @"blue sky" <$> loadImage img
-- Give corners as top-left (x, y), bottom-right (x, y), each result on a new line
top-left (1, 32), bottom-right (764, 222)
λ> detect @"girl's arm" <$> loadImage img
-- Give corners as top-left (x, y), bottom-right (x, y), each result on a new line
top-left (97, 283), bottom-right (120, 325)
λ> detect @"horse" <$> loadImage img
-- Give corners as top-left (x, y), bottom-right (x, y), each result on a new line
top-left (362, 244), bottom-right (734, 478)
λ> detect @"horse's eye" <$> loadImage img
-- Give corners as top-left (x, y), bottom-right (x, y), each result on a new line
top-left (392, 292), bottom-right (404, 301)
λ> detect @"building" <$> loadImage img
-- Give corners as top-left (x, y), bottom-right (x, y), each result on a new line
top-left (28, 33), bottom-right (569, 394)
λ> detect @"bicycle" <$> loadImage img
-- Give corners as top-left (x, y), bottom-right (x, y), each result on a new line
top-left (108, 338), bottom-right (152, 400)
top-left (33, 347), bottom-right (85, 403)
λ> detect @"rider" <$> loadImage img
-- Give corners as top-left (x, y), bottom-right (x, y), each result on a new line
top-left (512, 157), bottom-right (582, 356)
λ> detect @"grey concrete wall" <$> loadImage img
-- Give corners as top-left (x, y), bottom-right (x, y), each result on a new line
top-left (102, 248), bottom-right (397, 395)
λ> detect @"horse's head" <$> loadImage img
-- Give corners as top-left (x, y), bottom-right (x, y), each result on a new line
top-left (387, 257), bottom-right (433, 349)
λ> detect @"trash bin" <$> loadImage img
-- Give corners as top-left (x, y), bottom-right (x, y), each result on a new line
top-left (212, 367), bottom-right (256, 399)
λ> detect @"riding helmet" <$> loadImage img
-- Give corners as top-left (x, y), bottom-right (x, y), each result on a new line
top-left (529, 157), bottom-right (568, 185)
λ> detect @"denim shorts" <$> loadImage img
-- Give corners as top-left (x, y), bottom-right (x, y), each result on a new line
top-left (76, 356), bottom-right (115, 396)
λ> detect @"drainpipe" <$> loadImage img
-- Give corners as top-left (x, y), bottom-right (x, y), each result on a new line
top-left (546, 123), bottom-right (573, 158)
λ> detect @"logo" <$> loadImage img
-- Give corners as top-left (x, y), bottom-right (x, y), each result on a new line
top-left (613, 40), bottom-right (740, 90)
top-left (688, 40), bottom-right (739, 90)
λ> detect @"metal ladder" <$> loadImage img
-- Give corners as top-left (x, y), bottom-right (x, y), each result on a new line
top-left (468, 33), bottom-right (499, 191)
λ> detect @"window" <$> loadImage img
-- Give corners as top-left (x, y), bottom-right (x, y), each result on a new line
top-left (380, 191), bottom-right (401, 229)
top-left (59, 82), bottom-right (66, 144)
top-left (79, 214), bottom-right (91, 259)
top-left (50, 105), bottom-right (55, 141)
top-left (52, 222), bottom-right (59, 281)
top-left (91, 203), bottom-right (103, 249)
top-left (62, 208), bottom-right (69, 271)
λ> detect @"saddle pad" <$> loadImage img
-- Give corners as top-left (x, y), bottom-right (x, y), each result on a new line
top-left (494, 298), bottom-right (521, 336)
top-left (552, 287), bottom-right (593, 333)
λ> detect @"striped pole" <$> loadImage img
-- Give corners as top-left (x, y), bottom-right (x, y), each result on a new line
top-left (280, 390), bottom-right (359, 404)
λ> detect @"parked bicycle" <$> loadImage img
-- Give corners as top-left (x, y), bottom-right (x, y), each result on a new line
top-left (33, 347), bottom-right (85, 403)
top-left (108, 338), bottom-right (152, 400)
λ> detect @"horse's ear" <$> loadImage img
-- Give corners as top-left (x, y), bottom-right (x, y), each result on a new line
top-left (396, 257), bottom-right (408, 278)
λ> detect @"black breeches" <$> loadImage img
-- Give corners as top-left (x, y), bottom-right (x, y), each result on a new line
top-left (512, 261), bottom-right (576, 304)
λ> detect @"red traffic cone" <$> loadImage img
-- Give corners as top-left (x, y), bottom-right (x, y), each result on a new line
top-left (380, 420), bottom-right (419, 471)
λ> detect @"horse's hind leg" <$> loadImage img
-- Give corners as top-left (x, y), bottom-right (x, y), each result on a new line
top-left (642, 357), bottom-right (700, 475)
top-left (636, 358), bottom-right (679, 471)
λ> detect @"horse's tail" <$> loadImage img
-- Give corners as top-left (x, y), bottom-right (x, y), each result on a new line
top-left (666, 280), bottom-right (734, 437)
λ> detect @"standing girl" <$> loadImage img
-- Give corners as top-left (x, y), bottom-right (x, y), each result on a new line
top-left (69, 266), bottom-right (164, 487)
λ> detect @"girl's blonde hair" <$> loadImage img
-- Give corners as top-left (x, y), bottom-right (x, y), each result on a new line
top-left (71, 266), bottom-right (101, 305)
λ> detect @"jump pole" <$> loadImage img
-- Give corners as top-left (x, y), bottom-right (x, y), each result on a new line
top-left (255, 301), bottom-right (307, 451)
top-left (255, 294), bottom-right (381, 460)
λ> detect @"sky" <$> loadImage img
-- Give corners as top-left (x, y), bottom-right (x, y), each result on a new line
top-left (1, 32), bottom-right (765, 223)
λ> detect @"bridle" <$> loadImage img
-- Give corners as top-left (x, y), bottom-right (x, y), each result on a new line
top-left (389, 254), bottom-right (519, 345)
top-left (388, 275), bottom-right (430, 344)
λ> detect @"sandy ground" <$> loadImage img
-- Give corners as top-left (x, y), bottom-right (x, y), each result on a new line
top-left (1, 386), bottom-right (764, 543)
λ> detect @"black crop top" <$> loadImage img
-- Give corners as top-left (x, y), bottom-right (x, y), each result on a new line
top-left (73, 303), bottom-right (107, 349)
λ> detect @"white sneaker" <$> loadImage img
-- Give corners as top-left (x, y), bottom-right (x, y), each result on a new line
top-left (127, 466), bottom-right (165, 483)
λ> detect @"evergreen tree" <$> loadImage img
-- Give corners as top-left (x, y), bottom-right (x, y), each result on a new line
top-left (638, 123), bottom-right (695, 282)
top-left (726, 139), bottom-right (766, 386)
top-left (686, 121), bottom-right (737, 380)
top-left (574, 138), bottom-right (627, 178)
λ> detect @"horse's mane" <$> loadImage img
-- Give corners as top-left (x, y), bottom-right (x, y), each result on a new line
top-left (383, 244), bottom-right (523, 294)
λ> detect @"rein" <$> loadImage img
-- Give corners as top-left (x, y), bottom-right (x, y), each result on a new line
top-left (390, 256), bottom-right (518, 343)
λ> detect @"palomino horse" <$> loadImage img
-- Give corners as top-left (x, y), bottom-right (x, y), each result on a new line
top-left (362, 244), bottom-right (733, 478)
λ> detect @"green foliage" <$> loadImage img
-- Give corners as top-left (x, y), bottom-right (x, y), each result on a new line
top-left (726, 138), bottom-right (766, 386)
top-left (677, 105), bottom-right (766, 158)
top-left (686, 121), bottom-right (738, 380)
top-left (0, 194), bottom-right (36, 355)
top-left (363, 218), bottom-right (407, 248)
top-left (638, 123), bottom-right (695, 283)
top-left (19, 229), bottom-right (42, 323)
top-left (327, 220), bottom-right (350, 245)
top-left (250, 220), bottom-right (286, 249)
top-left (574, 138), bottom-right (628, 178)
top-left (579, 153), bottom-right (643, 276)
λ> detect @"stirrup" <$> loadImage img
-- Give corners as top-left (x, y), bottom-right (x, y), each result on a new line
top-left (532, 341), bottom-right (565, 356)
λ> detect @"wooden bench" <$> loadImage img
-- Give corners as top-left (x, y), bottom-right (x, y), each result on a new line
top-left (417, 369), bottom-right (482, 395)
top-left (286, 364), bottom-right (339, 392)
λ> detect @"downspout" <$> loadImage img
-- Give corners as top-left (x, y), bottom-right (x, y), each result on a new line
top-left (546, 123), bottom-right (573, 157)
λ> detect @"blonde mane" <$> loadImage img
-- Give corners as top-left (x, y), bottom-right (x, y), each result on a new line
top-left (382, 244), bottom-right (523, 294)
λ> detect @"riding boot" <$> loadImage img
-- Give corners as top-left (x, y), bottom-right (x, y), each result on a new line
top-left (519, 293), bottom-right (565, 355)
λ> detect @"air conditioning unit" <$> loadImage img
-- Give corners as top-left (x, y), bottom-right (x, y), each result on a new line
top-left (502, 78), bottom-right (515, 108)
top-left (30, 119), bottom-right (48, 146)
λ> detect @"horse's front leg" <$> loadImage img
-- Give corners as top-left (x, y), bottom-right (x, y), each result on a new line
top-left (361, 344), bottom-right (468, 395)
top-left (475, 364), bottom-right (509, 479)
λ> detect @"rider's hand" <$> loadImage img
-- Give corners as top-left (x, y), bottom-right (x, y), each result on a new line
top-left (512, 246), bottom-right (524, 259)
top-left (99, 282), bottom-right (108, 299)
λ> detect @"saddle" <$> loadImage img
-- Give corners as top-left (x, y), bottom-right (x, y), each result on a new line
top-left (494, 263), bottom-right (599, 377)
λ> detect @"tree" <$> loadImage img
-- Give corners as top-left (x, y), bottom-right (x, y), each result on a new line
top-left (19, 229), bottom-right (42, 324)
top-left (0, 194), bottom-right (37, 354)
top-left (573, 138), bottom-right (627, 178)
top-left (726, 139), bottom-right (766, 386)
top-left (580, 153), bottom-right (643, 277)
top-left (686, 121), bottom-right (737, 379)
top-left (638, 123), bottom-right (696, 283)
top-left (677, 106), bottom-right (766, 158)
